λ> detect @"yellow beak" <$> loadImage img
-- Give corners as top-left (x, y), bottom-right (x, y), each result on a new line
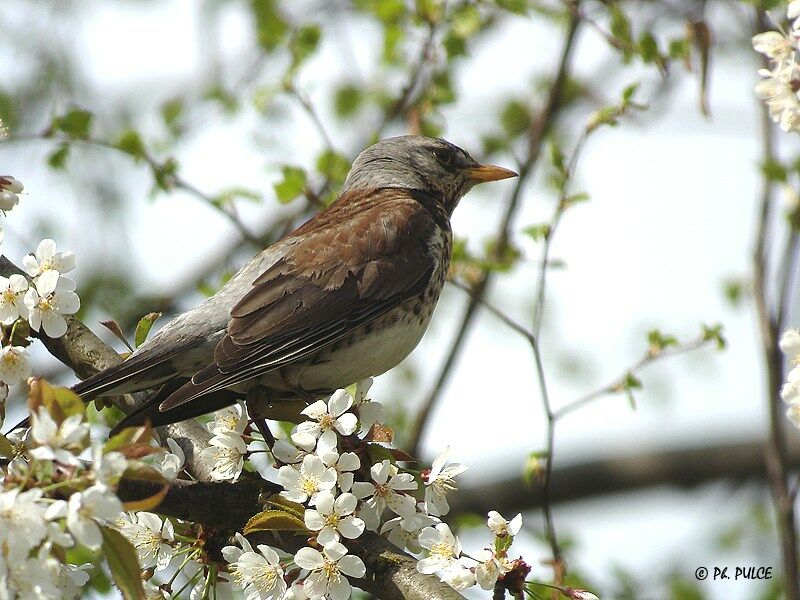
top-left (465, 164), bottom-right (519, 183)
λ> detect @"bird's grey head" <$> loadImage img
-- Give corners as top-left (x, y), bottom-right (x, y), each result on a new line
top-left (341, 135), bottom-right (517, 215)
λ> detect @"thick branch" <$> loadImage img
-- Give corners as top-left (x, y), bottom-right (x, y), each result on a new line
top-left (117, 477), bottom-right (462, 600)
top-left (449, 435), bottom-right (800, 516)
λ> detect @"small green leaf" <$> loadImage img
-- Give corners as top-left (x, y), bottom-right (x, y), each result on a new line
top-left (522, 223), bottom-right (551, 242)
top-left (0, 433), bottom-right (14, 458)
top-left (315, 150), bottom-right (351, 184)
top-left (48, 143), bottom-right (70, 170)
top-left (500, 100), bottom-right (532, 137)
top-left (273, 166), bottom-right (307, 203)
top-left (637, 32), bottom-right (659, 63)
top-left (134, 312), bottom-right (161, 348)
top-left (161, 98), bottom-right (184, 136)
top-left (100, 320), bottom-right (133, 352)
top-left (647, 329), bottom-right (678, 354)
top-left (101, 526), bottom-right (146, 600)
top-left (244, 509), bottom-right (308, 534)
top-left (251, 0), bottom-right (288, 51)
top-left (115, 130), bottom-right (147, 162)
top-left (334, 84), bottom-right (363, 119)
top-left (29, 378), bottom-right (85, 423)
top-left (53, 108), bottom-right (93, 140)
top-left (289, 25), bottom-right (321, 71)
top-left (701, 322), bottom-right (726, 350)
top-left (761, 158), bottom-right (787, 183)
top-left (451, 4), bottom-right (481, 39)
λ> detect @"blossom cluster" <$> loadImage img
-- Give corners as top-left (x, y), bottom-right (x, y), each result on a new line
top-left (753, 2), bottom-right (800, 132)
top-left (190, 379), bottom-right (599, 600)
top-left (780, 328), bottom-right (800, 427)
top-left (0, 393), bottom-right (128, 598)
top-left (0, 172), bottom-right (81, 404)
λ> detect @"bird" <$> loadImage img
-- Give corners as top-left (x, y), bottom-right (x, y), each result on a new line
top-left (67, 136), bottom-right (517, 435)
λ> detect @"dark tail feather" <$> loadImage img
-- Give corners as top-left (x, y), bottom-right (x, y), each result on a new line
top-left (108, 388), bottom-right (243, 437)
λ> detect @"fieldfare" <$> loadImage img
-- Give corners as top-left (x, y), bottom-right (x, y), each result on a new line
top-left (71, 136), bottom-right (517, 433)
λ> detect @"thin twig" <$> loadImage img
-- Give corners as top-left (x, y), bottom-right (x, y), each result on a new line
top-left (408, 5), bottom-right (583, 458)
top-left (554, 336), bottom-right (713, 419)
top-left (752, 9), bottom-right (800, 599)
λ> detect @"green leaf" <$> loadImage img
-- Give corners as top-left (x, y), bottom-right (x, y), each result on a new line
top-left (495, 0), bottom-right (529, 14)
top-left (0, 433), bottom-right (14, 458)
top-left (334, 84), bottom-right (363, 119)
top-left (637, 32), bottom-right (659, 63)
top-left (134, 312), bottom-right (161, 348)
top-left (609, 4), bottom-right (633, 49)
top-left (251, 0), bottom-right (288, 51)
top-left (29, 378), bottom-right (85, 423)
top-left (244, 509), bottom-right (308, 534)
top-left (115, 130), bottom-right (147, 162)
top-left (161, 98), bottom-right (184, 136)
top-left (500, 100), bottom-right (532, 137)
top-left (273, 166), bottom-right (307, 203)
top-left (450, 4), bottom-right (481, 39)
top-left (101, 526), bottom-right (146, 600)
top-left (48, 143), bottom-right (70, 170)
top-left (315, 150), bottom-right (351, 184)
top-left (522, 223), bottom-right (551, 242)
top-left (701, 323), bottom-right (726, 350)
top-left (289, 25), bottom-right (321, 71)
top-left (53, 108), bottom-right (93, 140)
top-left (647, 328), bottom-right (678, 354)
top-left (761, 158), bottom-right (787, 183)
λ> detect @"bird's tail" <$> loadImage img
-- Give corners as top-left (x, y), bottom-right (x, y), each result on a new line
top-left (107, 386), bottom-right (243, 437)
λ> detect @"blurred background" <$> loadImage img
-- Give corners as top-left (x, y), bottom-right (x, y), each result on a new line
top-left (0, 0), bottom-right (794, 598)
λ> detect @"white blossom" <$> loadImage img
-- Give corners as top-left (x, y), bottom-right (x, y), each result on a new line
top-left (473, 549), bottom-right (510, 590)
top-left (380, 512), bottom-right (439, 554)
top-left (291, 389), bottom-right (358, 447)
top-left (353, 378), bottom-right (384, 429)
top-left (23, 239), bottom-right (76, 278)
top-left (753, 31), bottom-right (793, 62)
top-left (24, 270), bottom-right (80, 338)
top-left (66, 485), bottom-right (123, 550)
top-left (207, 403), bottom-right (248, 436)
top-left (304, 491), bottom-right (365, 545)
top-left (222, 533), bottom-right (286, 600)
top-left (29, 408), bottom-right (89, 466)
top-left (157, 438), bottom-right (186, 479)
top-left (317, 446), bottom-right (360, 492)
top-left (294, 542), bottom-right (365, 600)
top-left (200, 430), bottom-right (246, 481)
top-left (563, 589), bottom-right (600, 600)
top-left (417, 523), bottom-right (462, 575)
top-left (0, 177), bottom-right (22, 212)
top-left (423, 447), bottom-right (467, 517)
top-left (0, 345), bottom-right (31, 385)
top-left (0, 488), bottom-right (48, 561)
top-left (278, 454), bottom-right (337, 504)
top-left (441, 561), bottom-right (476, 591)
top-left (487, 510), bottom-right (522, 537)
top-left (117, 512), bottom-right (175, 571)
top-left (0, 274), bottom-right (28, 325)
top-left (351, 459), bottom-right (418, 529)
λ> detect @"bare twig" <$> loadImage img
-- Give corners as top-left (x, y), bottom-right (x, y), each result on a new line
top-left (408, 5), bottom-right (583, 458)
top-left (753, 9), bottom-right (800, 598)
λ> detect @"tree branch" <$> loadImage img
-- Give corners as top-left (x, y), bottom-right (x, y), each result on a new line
top-left (449, 435), bottom-right (800, 516)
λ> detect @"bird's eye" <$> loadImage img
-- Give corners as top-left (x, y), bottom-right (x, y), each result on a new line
top-left (432, 148), bottom-right (454, 166)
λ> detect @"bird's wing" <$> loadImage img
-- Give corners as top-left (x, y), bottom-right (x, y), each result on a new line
top-left (158, 188), bottom-right (443, 411)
